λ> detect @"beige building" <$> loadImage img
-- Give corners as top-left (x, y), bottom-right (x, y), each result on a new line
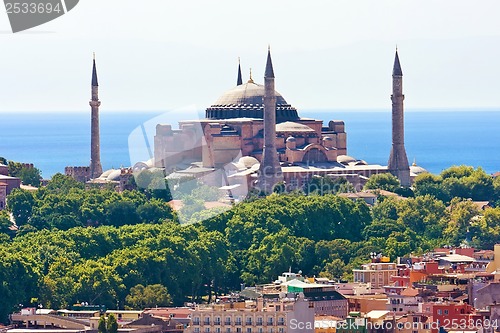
top-left (352, 262), bottom-right (398, 289)
top-left (152, 51), bottom-right (389, 194)
top-left (186, 297), bottom-right (315, 333)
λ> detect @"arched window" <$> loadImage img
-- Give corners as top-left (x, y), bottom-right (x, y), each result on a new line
top-left (302, 148), bottom-right (327, 163)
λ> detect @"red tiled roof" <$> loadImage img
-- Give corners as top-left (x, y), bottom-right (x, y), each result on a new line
top-left (400, 288), bottom-right (419, 297)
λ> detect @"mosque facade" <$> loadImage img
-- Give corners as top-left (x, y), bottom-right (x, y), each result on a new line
top-left (66, 49), bottom-right (424, 196)
top-left (152, 49), bottom-right (414, 195)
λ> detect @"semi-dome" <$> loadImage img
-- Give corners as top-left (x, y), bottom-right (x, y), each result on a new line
top-left (238, 156), bottom-right (259, 168)
top-left (205, 81), bottom-right (299, 122)
top-left (276, 121), bottom-right (315, 133)
top-left (410, 162), bottom-right (428, 175)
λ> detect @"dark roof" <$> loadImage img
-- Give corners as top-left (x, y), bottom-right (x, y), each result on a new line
top-left (393, 50), bottom-right (403, 76)
top-left (265, 48), bottom-right (275, 78)
top-left (303, 290), bottom-right (347, 300)
top-left (205, 81), bottom-right (299, 122)
top-left (92, 59), bottom-right (99, 86)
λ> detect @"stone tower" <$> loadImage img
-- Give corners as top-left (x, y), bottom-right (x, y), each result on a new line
top-left (257, 47), bottom-right (283, 193)
top-left (388, 50), bottom-right (410, 187)
top-left (89, 54), bottom-right (103, 179)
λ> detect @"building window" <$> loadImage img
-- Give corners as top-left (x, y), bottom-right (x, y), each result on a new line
top-left (204, 317), bottom-right (211, 325)
top-left (267, 317), bottom-right (274, 325)
top-left (444, 310), bottom-right (448, 315)
top-left (236, 317), bottom-right (242, 325)
top-left (246, 317), bottom-right (253, 325)
top-left (277, 317), bottom-right (285, 326)
top-left (215, 317), bottom-right (221, 325)
top-left (226, 329), bottom-right (230, 333)
top-left (278, 328), bottom-right (284, 333)
top-left (193, 317), bottom-right (200, 325)
top-left (215, 329), bottom-right (221, 333)
top-left (437, 310), bottom-right (442, 315)
top-left (236, 329), bottom-right (242, 333)
top-left (256, 317), bottom-right (263, 325)
top-left (246, 328), bottom-right (252, 333)
top-left (194, 329), bottom-right (200, 333)
top-left (204, 328), bottom-right (210, 333)
top-left (225, 317), bottom-right (231, 325)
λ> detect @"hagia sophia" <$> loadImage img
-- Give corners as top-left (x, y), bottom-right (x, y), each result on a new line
top-left (65, 48), bottom-right (427, 198)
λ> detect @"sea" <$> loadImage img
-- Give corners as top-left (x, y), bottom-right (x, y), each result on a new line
top-left (0, 109), bottom-right (499, 178)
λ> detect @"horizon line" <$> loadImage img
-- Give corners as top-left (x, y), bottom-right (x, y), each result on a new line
top-left (1, 107), bottom-right (500, 114)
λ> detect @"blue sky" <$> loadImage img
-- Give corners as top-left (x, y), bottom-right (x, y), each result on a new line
top-left (1, 0), bottom-right (500, 112)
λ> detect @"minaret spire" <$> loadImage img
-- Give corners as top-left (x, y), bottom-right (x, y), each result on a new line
top-left (89, 53), bottom-right (103, 179)
top-left (265, 47), bottom-right (275, 78)
top-left (92, 53), bottom-right (98, 87)
top-left (237, 57), bottom-right (243, 86)
top-left (257, 46), bottom-right (283, 194)
top-left (393, 49), bottom-right (403, 76)
top-left (388, 49), bottom-right (410, 186)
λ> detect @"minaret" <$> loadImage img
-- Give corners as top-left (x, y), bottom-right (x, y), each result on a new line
top-left (237, 57), bottom-right (243, 86)
top-left (89, 53), bottom-right (103, 179)
top-left (257, 47), bottom-right (283, 193)
top-left (388, 49), bottom-right (410, 186)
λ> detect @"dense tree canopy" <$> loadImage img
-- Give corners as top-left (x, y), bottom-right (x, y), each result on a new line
top-left (0, 166), bottom-right (498, 323)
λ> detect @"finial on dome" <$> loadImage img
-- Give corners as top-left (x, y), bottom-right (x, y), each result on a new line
top-left (248, 68), bottom-right (254, 83)
top-left (412, 157), bottom-right (417, 166)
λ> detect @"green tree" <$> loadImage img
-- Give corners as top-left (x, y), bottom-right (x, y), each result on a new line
top-left (7, 161), bottom-right (23, 177)
top-left (444, 198), bottom-right (479, 246)
top-left (440, 166), bottom-right (494, 201)
top-left (413, 173), bottom-right (450, 202)
top-left (45, 173), bottom-right (84, 193)
top-left (106, 314), bottom-right (118, 333)
top-left (98, 316), bottom-right (107, 333)
top-left (472, 207), bottom-right (500, 249)
top-left (7, 188), bottom-right (35, 226)
top-left (319, 258), bottom-right (345, 280)
top-left (396, 195), bottom-right (447, 239)
top-left (364, 173), bottom-right (400, 192)
top-left (304, 176), bottom-right (354, 195)
top-left (105, 201), bottom-right (140, 226)
top-left (137, 200), bottom-right (173, 224)
top-left (18, 167), bottom-right (42, 187)
top-left (125, 284), bottom-right (172, 309)
top-left (0, 211), bottom-right (12, 235)
top-left (362, 219), bottom-right (406, 240)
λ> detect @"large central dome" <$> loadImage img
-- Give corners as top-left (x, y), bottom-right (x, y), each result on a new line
top-left (205, 80), bottom-right (299, 123)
